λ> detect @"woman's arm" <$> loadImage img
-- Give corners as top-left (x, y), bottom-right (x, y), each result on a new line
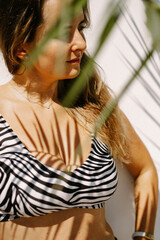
top-left (121, 112), bottom-right (158, 240)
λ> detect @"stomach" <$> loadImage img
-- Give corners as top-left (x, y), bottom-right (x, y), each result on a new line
top-left (0, 207), bottom-right (116, 240)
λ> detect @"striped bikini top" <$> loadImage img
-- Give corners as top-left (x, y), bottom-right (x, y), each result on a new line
top-left (0, 114), bottom-right (118, 222)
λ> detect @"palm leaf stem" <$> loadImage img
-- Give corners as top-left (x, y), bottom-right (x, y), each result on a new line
top-left (130, 95), bottom-right (160, 128)
top-left (93, 49), bottom-right (154, 136)
top-left (25, 0), bottom-right (88, 68)
top-left (62, 2), bottom-right (122, 107)
top-left (119, 50), bottom-right (160, 106)
top-left (121, 5), bottom-right (160, 75)
top-left (119, 26), bottom-right (160, 88)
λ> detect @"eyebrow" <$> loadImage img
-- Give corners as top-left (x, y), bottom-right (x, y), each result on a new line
top-left (65, 15), bottom-right (85, 28)
top-left (75, 11), bottom-right (85, 22)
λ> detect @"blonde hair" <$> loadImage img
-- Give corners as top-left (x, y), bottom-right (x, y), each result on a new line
top-left (58, 53), bottom-right (129, 163)
top-left (0, 1), bottom-right (129, 162)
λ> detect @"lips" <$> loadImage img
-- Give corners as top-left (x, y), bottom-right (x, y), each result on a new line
top-left (67, 58), bottom-right (81, 64)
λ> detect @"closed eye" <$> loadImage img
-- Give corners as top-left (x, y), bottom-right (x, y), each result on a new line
top-left (58, 19), bottom-right (88, 41)
top-left (78, 20), bottom-right (88, 32)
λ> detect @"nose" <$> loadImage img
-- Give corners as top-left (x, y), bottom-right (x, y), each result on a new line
top-left (70, 29), bottom-right (87, 52)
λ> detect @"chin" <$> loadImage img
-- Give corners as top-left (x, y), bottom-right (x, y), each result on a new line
top-left (65, 68), bottom-right (81, 79)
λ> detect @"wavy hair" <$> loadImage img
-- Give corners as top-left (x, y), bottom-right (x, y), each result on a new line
top-left (0, 0), bottom-right (45, 74)
top-left (58, 53), bottom-right (129, 162)
top-left (0, 0), bottom-right (129, 162)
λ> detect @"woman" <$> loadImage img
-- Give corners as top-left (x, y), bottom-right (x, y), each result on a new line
top-left (0, 0), bottom-right (158, 239)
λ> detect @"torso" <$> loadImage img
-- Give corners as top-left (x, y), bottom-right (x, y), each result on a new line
top-left (0, 83), bottom-right (92, 171)
top-left (0, 82), bottom-right (116, 240)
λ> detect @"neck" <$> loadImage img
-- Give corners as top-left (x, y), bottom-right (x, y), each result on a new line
top-left (12, 68), bottom-right (59, 104)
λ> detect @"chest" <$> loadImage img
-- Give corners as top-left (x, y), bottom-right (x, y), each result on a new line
top-left (1, 104), bottom-right (92, 171)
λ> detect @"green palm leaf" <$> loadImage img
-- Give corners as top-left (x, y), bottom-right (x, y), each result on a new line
top-left (24, 0), bottom-right (159, 145)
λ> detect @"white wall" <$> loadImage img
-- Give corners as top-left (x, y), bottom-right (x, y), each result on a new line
top-left (0, 52), bottom-right (12, 84)
top-left (0, 0), bottom-right (159, 239)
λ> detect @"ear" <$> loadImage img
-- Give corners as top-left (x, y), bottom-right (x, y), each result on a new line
top-left (16, 44), bottom-right (30, 60)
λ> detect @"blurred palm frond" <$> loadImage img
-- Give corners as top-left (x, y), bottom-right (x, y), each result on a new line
top-left (117, 0), bottom-right (160, 151)
top-left (25, 0), bottom-right (160, 147)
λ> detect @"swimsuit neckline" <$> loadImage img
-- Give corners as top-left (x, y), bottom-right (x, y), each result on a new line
top-left (0, 114), bottom-right (109, 173)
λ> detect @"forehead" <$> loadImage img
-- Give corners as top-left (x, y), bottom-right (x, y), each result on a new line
top-left (42, 0), bottom-right (84, 28)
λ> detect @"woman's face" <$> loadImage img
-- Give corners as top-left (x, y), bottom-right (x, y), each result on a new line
top-left (30, 0), bottom-right (87, 81)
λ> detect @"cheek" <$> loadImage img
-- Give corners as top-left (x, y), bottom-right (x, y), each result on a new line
top-left (36, 41), bottom-right (69, 74)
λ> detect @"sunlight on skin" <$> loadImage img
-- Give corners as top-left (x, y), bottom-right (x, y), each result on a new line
top-left (14, 2), bottom-right (87, 105)
top-left (24, 0), bottom-right (87, 85)
top-left (0, 79), bottom-right (94, 171)
top-left (0, 0), bottom-right (158, 240)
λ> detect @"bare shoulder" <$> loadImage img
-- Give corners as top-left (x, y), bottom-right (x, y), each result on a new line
top-left (119, 110), bottom-right (147, 148)
top-left (119, 110), bottom-right (156, 177)
top-left (0, 81), bottom-right (12, 97)
top-left (0, 81), bottom-right (17, 113)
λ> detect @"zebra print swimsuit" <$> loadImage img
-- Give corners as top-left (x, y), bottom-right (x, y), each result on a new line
top-left (0, 114), bottom-right (118, 222)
